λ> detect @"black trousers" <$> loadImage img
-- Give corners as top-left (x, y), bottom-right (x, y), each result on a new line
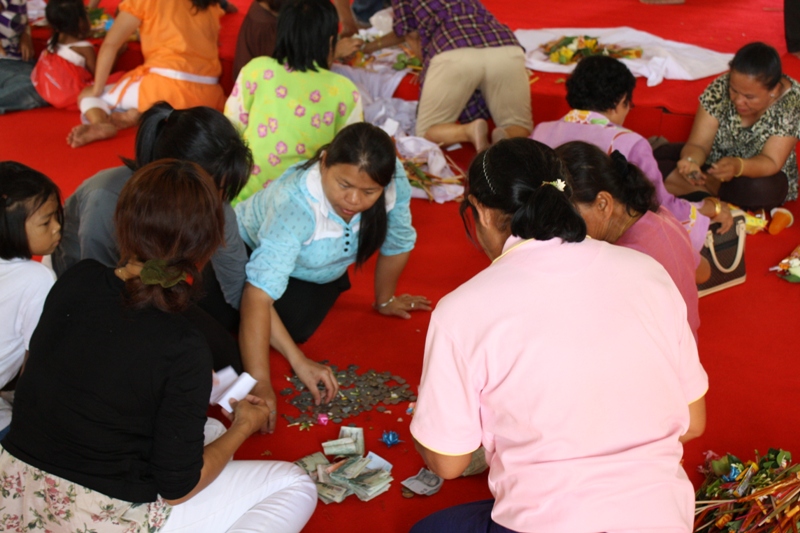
top-left (273, 272), bottom-right (351, 344)
top-left (184, 263), bottom-right (243, 373)
top-left (654, 142), bottom-right (789, 211)
top-left (787, 0), bottom-right (800, 52)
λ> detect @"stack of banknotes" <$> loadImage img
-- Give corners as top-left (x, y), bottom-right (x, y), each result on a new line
top-left (295, 427), bottom-right (395, 504)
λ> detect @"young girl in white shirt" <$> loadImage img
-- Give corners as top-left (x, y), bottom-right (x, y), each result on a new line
top-left (0, 161), bottom-right (61, 438)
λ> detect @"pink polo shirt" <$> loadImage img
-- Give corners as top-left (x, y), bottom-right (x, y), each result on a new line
top-left (410, 236), bottom-right (707, 533)
top-left (617, 207), bottom-right (701, 342)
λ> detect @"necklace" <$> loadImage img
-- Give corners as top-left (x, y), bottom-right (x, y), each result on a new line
top-left (612, 212), bottom-right (642, 243)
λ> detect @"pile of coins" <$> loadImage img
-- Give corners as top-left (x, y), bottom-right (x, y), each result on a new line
top-left (281, 364), bottom-right (417, 426)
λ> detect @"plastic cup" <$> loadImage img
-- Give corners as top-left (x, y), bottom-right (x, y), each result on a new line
top-left (769, 207), bottom-right (794, 235)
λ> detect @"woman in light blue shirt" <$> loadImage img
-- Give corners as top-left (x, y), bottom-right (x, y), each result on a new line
top-left (235, 123), bottom-right (430, 432)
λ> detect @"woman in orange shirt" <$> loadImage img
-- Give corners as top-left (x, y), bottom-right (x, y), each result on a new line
top-left (68, 0), bottom-right (226, 148)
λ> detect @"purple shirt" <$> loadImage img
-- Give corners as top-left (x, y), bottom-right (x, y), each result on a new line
top-left (617, 208), bottom-right (700, 342)
top-left (532, 110), bottom-right (711, 252)
top-left (391, 0), bottom-right (520, 123)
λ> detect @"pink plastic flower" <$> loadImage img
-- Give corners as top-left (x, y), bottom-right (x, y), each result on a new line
top-left (268, 117), bottom-right (278, 132)
top-left (310, 113), bottom-right (321, 128)
top-left (310, 90), bottom-right (321, 103)
top-left (276, 141), bottom-right (287, 154)
top-left (268, 154), bottom-right (281, 166)
top-left (258, 124), bottom-right (268, 138)
top-left (338, 102), bottom-right (347, 117)
top-left (323, 111), bottom-right (334, 125)
top-left (263, 69), bottom-right (274, 80)
top-left (276, 86), bottom-right (287, 98)
top-left (296, 143), bottom-right (306, 154)
top-left (295, 105), bottom-right (306, 117)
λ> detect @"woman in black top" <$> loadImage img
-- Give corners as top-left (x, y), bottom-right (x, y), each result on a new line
top-left (0, 160), bottom-right (317, 533)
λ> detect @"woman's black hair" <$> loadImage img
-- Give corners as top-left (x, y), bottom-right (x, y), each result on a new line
top-left (556, 141), bottom-right (658, 216)
top-left (461, 138), bottom-right (586, 243)
top-left (301, 123), bottom-right (397, 266)
top-left (123, 102), bottom-right (253, 202)
top-left (273, 0), bottom-right (338, 72)
top-left (0, 161), bottom-right (64, 260)
top-left (565, 55), bottom-right (636, 112)
top-left (45, 0), bottom-right (89, 53)
top-left (190, 0), bottom-right (220, 9)
top-left (729, 42), bottom-right (783, 90)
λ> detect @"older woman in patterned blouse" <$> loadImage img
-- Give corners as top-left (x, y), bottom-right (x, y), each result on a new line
top-left (660, 42), bottom-right (800, 211)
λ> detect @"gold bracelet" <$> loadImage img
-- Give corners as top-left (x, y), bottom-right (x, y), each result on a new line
top-left (711, 197), bottom-right (722, 217)
top-left (734, 157), bottom-right (745, 178)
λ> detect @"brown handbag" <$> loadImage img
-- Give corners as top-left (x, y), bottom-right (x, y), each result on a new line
top-left (697, 208), bottom-right (747, 297)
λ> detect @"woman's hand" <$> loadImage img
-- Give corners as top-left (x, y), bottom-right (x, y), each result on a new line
top-left (292, 356), bottom-right (339, 405)
top-left (711, 201), bottom-right (734, 234)
top-left (707, 157), bottom-right (742, 183)
top-left (243, 380), bottom-right (277, 434)
top-left (335, 37), bottom-right (364, 61)
top-left (229, 394), bottom-right (272, 437)
top-left (375, 293), bottom-right (432, 319)
top-left (676, 158), bottom-right (706, 185)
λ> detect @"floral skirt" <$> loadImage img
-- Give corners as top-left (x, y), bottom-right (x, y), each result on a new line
top-left (0, 446), bottom-right (171, 533)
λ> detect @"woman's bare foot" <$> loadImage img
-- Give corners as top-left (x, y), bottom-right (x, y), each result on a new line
top-left (466, 119), bottom-right (489, 152)
top-left (110, 109), bottom-right (141, 130)
top-left (67, 122), bottom-right (118, 148)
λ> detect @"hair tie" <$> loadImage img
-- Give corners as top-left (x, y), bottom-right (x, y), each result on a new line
top-left (482, 150), bottom-right (498, 195)
top-left (541, 179), bottom-right (566, 192)
top-left (139, 259), bottom-right (188, 288)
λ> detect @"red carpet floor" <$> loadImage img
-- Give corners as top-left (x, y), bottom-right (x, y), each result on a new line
top-left (2, 0), bottom-right (799, 531)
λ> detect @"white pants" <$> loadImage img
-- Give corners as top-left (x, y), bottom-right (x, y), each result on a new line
top-left (161, 419), bottom-right (318, 533)
top-left (79, 78), bottom-right (141, 118)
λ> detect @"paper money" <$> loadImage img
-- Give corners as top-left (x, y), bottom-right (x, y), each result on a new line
top-left (331, 456), bottom-right (371, 480)
top-left (315, 481), bottom-right (348, 504)
top-left (317, 464), bottom-right (332, 484)
top-left (295, 452), bottom-right (330, 474)
top-left (461, 447), bottom-right (489, 477)
top-left (349, 468), bottom-right (393, 501)
top-left (401, 468), bottom-right (443, 496)
top-left (365, 451), bottom-right (393, 472)
top-left (322, 437), bottom-right (358, 456)
top-left (338, 426), bottom-right (365, 456)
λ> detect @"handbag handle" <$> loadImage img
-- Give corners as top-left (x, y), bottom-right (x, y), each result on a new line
top-left (704, 219), bottom-right (746, 274)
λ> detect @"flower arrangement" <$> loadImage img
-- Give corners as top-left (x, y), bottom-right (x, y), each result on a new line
top-left (694, 449), bottom-right (800, 532)
top-left (540, 35), bottom-right (643, 65)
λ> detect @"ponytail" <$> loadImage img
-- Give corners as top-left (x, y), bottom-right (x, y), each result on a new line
top-left (510, 182), bottom-right (587, 242)
top-left (123, 102), bottom-right (252, 202)
top-left (464, 139), bottom-right (587, 244)
top-left (558, 142), bottom-right (657, 216)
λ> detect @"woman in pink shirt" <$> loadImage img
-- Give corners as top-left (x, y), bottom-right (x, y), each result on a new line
top-left (557, 141), bottom-right (704, 341)
top-left (410, 138), bottom-right (708, 533)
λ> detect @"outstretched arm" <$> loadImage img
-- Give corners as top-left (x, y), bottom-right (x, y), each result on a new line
top-left (86, 11), bottom-right (140, 96)
top-left (373, 252), bottom-right (430, 318)
top-left (239, 283), bottom-right (339, 432)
